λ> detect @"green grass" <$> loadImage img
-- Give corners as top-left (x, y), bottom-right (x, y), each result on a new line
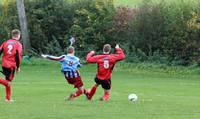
top-left (0, 0), bottom-right (198, 7)
top-left (114, 0), bottom-right (139, 7)
top-left (114, 0), bottom-right (200, 7)
top-left (0, 59), bottom-right (200, 119)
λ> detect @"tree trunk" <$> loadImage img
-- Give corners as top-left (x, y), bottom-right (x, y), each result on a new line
top-left (16, 0), bottom-right (30, 54)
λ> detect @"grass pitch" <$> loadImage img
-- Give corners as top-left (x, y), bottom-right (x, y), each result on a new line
top-left (0, 59), bottom-right (200, 119)
top-left (114, 0), bottom-right (140, 7)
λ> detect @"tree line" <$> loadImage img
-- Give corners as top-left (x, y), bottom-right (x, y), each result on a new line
top-left (0, 0), bottom-right (199, 66)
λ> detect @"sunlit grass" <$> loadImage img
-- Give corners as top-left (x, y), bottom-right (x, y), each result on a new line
top-left (0, 59), bottom-right (199, 119)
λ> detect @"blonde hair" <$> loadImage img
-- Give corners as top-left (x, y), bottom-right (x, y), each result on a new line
top-left (67, 46), bottom-right (74, 54)
top-left (12, 29), bottom-right (21, 37)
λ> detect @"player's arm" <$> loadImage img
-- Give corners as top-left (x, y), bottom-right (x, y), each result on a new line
top-left (113, 44), bottom-right (125, 61)
top-left (15, 50), bottom-right (20, 70)
top-left (15, 44), bottom-right (23, 73)
top-left (0, 48), bottom-right (3, 56)
top-left (42, 54), bottom-right (65, 61)
top-left (0, 42), bottom-right (4, 56)
top-left (86, 51), bottom-right (101, 63)
top-left (77, 59), bottom-right (82, 68)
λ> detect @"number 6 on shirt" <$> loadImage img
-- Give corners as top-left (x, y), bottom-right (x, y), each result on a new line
top-left (103, 59), bottom-right (109, 69)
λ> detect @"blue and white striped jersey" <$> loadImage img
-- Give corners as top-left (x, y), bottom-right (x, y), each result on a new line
top-left (46, 54), bottom-right (81, 78)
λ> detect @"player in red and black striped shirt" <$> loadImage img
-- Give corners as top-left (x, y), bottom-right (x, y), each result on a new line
top-left (86, 44), bottom-right (125, 101)
top-left (0, 29), bottom-right (23, 103)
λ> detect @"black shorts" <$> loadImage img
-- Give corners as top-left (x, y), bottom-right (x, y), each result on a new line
top-left (95, 77), bottom-right (111, 90)
top-left (2, 67), bottom-right (15, 81)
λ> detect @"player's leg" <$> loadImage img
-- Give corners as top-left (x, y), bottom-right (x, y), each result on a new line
top-left (0, 79), bottom-right (11, 101)
top-left (0, 67), bottom-right (14, 102)
top-left (67, 76), bottom-right (86, 100)
top-left (86, 84), bottom-right (99, 100)
top-left (0, 67), bottom-right (8, 86)
top-left (86, 77), bottom-right (100, 100)
top-left (75, 86), bottom-right (87, 96)
top-left (68, 86), bottom-right (86, 100)
top-left (5, 81), bottom-right (12, 102)
top-left (1, 67), bottom-right (14, 102)
top-left (101, 89), bottom-right (110, 101)
top-left (101, 79), bottom-right (111, 101)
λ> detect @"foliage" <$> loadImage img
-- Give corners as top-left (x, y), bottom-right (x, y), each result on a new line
top-left (67, 0), bottom-right (115, 51)
top-left (117, 0), bottom-right (200, 65)
top-left (0, 0), bottom-right (19, 44)
top-left (25, 0), bottom-right (74, 55)
top-left (0, 0), bottom-right (115, 55)
top-left (24, 0), bottom-right (115, 54)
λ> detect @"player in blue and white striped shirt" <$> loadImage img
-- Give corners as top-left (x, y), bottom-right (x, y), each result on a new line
top-left (42, 46), bottom-right (87, 100)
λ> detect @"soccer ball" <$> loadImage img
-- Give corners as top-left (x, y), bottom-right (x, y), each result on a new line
top-left (128, 93), bottom-right (138, 101)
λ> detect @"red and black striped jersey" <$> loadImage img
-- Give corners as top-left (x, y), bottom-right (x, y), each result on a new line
top-left (86, 48), bottom-right (125, 80)
top-left (0, 39), bottom-right (23, 69)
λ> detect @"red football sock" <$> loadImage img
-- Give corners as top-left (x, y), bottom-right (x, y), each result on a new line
top-left (104, 91), bottom-right (109, 96)
top-left (73, 89), bottom-right (84, 97)
top-left (0, 79), bottom-right (11, 100)
top-left (89, 85), bottom-right (97, 98)
top-left (83, 89), bottom-right (87, 94)
top-left (102, 91), bottom-right (110, 101)
top-left (68, 88), bottom-right (87, 100)
top-left (6, 85), bottom-right (11, 100)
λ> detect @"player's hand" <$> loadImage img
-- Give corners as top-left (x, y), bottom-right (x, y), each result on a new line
top-left (41, 54), bottom-right (48, 58)
top-left (115, 44), bottom-right (120, 49)
top-left (90, 51), bottom-right (95, 54)
top-left (16, 67), bottom-right (20, 74)
top-left (7, 81), bottom-right (11, 87)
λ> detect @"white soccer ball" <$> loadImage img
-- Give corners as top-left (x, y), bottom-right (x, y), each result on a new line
top-left (128, 93), bottom-right (138, 101)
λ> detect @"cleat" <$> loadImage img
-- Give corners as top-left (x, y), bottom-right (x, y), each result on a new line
top-left (101, 95), bottom-right (110, 101)
top-left (67, 94), bottom-right (75, 101)
top-left (85, 89), bottom-right (92, 100)
top-left (85, 92), bottom-right (92, 100)
top-left (5, 99), bottom-right (14, 103)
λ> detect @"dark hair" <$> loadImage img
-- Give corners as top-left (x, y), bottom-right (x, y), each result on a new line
top-left (103, 44), bottom-right (111, 53)
top-left (12, 29), bottom-right (20, 37)
top-left (67, 46), bottom-right (74, 53)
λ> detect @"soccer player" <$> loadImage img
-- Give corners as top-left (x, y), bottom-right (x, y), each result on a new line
top-left (41, 46), bottom-right (87, 100)
top-left (0, 29), bottom-right (23, 103)
top-left (86, 44), bottom-right (125, 101)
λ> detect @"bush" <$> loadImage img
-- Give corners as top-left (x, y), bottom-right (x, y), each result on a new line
top-left (0, 0), bottom-right (115, 56)
top-left (67, 0), bottom-right (115, 51)
top-left (0, 0), bottom-right (19, 43)
top-left (0, 0), bottom-right (199, 66)
top-left (117, 0), bottom-right (200, 65)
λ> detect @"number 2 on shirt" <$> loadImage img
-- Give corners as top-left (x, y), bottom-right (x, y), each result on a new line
top-left (7, 44), bottom-right (13, 54)
top-left (103, 60), bottom-right (109, 69)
